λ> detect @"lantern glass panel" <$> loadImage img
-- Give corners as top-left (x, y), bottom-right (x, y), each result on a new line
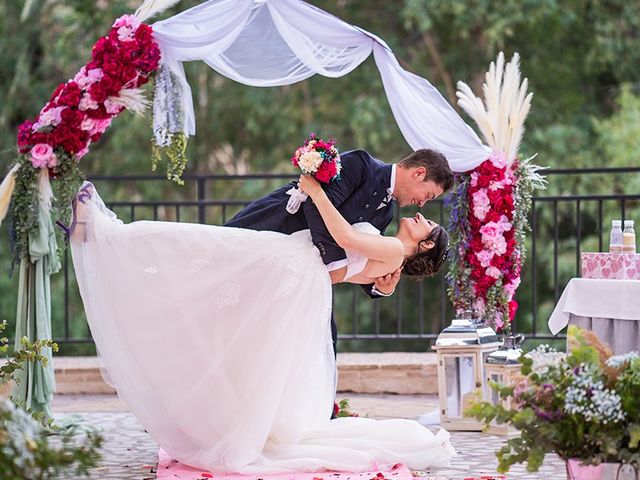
top-left (444, 355), bottom-right (475, 418)
top-left (489, 372), bottom-right (501, 405)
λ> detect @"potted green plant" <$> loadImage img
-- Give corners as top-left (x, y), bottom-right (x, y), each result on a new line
top-left (468, 325), bottom-right (640, 479)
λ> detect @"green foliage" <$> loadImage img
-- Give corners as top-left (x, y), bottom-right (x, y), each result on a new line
top-left (6, 149), bottom-right (82, 264)
top-left (0, 321), bottom-right (58, 389)
top-left (0, 399), bottom-right (103, 480)
top-left (335, 398), bottom-right (361, 418)
top-left (152, 132), bottom-right (189, 185)
top-left (6, 158), bottom-right (39, 262)
top-left (0, 320), bottom-right (103, 479)
top-left (594, 85), bottom-right (640, 193)
top-left (50, 152), bottom-right (83, 257)
top-left (468, 328), bottom-right (640, 473)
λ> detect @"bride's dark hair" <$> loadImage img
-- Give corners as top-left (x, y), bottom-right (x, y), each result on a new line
top-left (402, 225), bottom-right (449, 280)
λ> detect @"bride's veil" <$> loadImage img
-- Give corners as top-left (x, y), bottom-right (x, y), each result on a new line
top-left (70, 182), bottom-right (121, 390)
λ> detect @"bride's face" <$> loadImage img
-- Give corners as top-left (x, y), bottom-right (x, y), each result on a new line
top-left (398, 212), bottom-right (438, 245)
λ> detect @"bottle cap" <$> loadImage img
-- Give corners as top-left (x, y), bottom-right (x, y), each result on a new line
top-left (612, 220), bottom-right (622, 227)
top-left (625, 220), bottom-right (634, 227)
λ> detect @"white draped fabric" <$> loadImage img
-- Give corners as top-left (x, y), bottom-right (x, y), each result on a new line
top-left (151, 0), bottom-right (490, 171)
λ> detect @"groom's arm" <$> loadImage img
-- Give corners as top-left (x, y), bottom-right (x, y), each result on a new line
top-left (361, 214), bottom-right (399, 297)
top-left (302, 150), bottom-right (368, 265)
top-left (364, 268), bottom-right (403, 296)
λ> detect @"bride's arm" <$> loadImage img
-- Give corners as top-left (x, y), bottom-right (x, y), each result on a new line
top-left (299, 175), bottom-right (403, 266)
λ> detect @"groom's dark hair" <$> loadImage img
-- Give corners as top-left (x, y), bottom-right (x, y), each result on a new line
top-left (399, 149), bottom-right (454, 192)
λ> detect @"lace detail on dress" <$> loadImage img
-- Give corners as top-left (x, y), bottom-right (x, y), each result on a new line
top-left (187, 259), bottom-right (210, 273)
top-left (216, 283), bottom-right (241, 308)
top-left (261, 254), bottom-right (279, 268)
top-left (275, 232), bottom-right (318, 301)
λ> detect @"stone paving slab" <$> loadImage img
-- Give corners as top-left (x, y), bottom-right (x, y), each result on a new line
top-left (52, 394), bottom-right (566, 480)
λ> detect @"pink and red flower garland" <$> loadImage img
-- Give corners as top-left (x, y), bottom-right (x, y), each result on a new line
top-left (16, 15), bottom-right (160, 171)
top-left (448, 152), bottom-right (523, 332)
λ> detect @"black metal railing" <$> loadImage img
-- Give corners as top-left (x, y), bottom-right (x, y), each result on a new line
top-left (525, 166), bottom-right (640, 342)
top-left (22, 167), bottom-right (640, 352)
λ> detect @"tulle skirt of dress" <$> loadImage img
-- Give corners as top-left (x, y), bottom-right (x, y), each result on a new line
top-left (69, 182), bottom-right (455, 473)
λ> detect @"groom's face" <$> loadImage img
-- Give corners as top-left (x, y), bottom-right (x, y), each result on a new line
top-left (395, 167), bottom-right (444, 208)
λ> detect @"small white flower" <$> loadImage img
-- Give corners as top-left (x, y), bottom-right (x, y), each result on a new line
top-left (564, 364), bottom-right (626, 423)
top-left (298, 151), bottom-right (324, 174)
top-left (525, 345), bottom-right (566, 374)
top-left (606, 351), bottom-right (639, 368)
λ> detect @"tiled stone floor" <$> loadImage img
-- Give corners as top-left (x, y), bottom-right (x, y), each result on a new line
top-left (52, 394), bottom-right (566, 480)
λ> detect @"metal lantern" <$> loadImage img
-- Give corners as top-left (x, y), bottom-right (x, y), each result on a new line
top-left (432, 317), bottom-right (500, 431)
top-left (484, 334), bottom-right (525, 435)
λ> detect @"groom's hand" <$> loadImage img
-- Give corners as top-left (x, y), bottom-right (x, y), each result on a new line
top-left (373, 267), bottom-right (402, 296)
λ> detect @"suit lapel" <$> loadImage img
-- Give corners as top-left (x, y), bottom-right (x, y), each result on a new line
top-left (369, 162), bottom-right (394, 232)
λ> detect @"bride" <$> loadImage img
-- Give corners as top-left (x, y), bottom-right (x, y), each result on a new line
top-left (69, 175), bottom-right (454, 474)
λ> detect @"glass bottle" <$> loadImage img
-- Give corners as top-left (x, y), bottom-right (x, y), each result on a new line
top-left (623, 220), bottom-right (636, 254)
top-left (610, 220), bottom-right (623, 253)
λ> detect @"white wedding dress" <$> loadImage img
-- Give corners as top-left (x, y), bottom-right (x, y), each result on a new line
top-left (69, 182), bottom-right (455, 473)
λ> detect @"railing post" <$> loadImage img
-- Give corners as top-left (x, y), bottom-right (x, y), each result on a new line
top-left (197, 178), bottom-right (206, 224)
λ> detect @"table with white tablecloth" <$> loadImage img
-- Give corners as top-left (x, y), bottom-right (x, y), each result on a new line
top-left (548, 278), bottom-right (640, 354)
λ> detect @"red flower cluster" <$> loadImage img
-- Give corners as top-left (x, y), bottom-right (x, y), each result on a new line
top-left (314, 158), bottom-right (339, 183)
top-left (465, 153), bottom-right (521, 329)
top-left (16, 15), bottom-right (160, 170)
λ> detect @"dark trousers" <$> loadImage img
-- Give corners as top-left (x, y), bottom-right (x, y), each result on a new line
top-left (330, 311), bottom-right (338, 419)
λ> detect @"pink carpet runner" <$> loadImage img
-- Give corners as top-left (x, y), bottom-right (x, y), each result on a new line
top-left (156, 448), bottom-right (419, 480)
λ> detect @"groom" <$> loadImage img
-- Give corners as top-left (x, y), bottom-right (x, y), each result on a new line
top-left (225, 148), bottom-right (454, 348)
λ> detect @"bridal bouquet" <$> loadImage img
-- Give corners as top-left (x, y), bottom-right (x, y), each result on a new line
top-left (286, 133), bottom-right (341, 214)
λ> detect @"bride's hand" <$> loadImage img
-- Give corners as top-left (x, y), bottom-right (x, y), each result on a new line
top-left (298, 174), bottom-right (323, 200)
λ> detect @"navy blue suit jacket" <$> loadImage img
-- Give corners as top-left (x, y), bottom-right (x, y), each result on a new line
top-left (225, 149), bottom-right (395, 269)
